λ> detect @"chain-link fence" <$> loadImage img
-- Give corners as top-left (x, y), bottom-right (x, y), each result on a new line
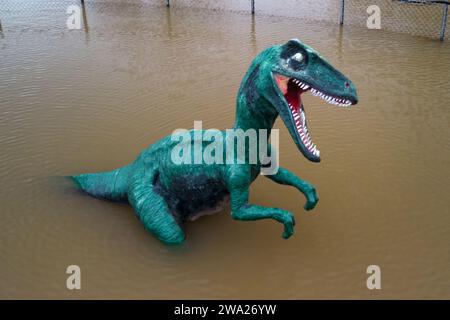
top-left (341, 0), bottom-right (449, 40)
top-left (0, 0), bottom-right (448, 40)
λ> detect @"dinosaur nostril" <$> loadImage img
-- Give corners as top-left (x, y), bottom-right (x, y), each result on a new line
top-left (345, 81), bottom-right (350, 88)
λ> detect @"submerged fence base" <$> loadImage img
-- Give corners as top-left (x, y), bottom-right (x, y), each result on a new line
top-left (165, 0), bottom-right (448, 40)
top-left (2, 0), bottom-right (447, 41)
top-left (441, 3), bottom-right (448, 40)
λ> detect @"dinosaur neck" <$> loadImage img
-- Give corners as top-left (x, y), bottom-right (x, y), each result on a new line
top-left (233, 98), bottom-right (277, 135)
top-left (233, 69), bottom-right (278, 137)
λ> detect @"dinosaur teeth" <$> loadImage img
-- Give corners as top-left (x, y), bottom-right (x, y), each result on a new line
top-left (308, 87), bottom-right (353, 107)
top-left (292, 79), bottom-right (311, 91)
top-left (295, 115), bottom-right (320, 158)
top-left (287, 91), bottom-right (320, 158)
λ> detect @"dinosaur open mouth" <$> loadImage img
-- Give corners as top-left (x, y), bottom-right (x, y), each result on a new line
top-left (274, 74), bottom-right (354, 160)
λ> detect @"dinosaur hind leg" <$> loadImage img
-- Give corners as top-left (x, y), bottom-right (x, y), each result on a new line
top-left (128, 167), bottom-right (185, 245)
top-left (71, 164), bottom-right (133, 202)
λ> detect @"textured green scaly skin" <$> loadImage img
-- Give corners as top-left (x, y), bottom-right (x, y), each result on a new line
top-left (71, 39), bottom-right (358, 245)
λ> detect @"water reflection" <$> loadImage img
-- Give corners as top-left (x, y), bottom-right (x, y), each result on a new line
top-left (81, 0), bottom-right (89, 43)
top-left (250, 14), bottom-right (257, 54)
top-left (165, 5), bottom-right (173, 39)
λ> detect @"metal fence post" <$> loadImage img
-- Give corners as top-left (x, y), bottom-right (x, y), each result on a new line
top-left (440, 3), bottom-right (448, 41)
top-left (251, 0), bottom-right (255, 15)
top-left (340, 0), bottom-right (345, 25)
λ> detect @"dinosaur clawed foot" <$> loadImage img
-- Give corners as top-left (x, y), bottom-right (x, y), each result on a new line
top-left (303, 187), bottom-right (319, 211)
top-left (282, 213), bottom-right (296, 239)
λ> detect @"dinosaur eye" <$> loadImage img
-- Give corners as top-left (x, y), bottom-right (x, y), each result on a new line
top-left (288, 52), bottom-right (305, 70)
top-left (292, 52), bottom-right (304, 62)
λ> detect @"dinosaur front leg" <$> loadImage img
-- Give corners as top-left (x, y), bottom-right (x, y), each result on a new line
top-left (265, 167), bottom-right (319, 211)
top-left (128, 167), bottom-right (185, 245)
top-left (227, 167), bottom-right (296, 239)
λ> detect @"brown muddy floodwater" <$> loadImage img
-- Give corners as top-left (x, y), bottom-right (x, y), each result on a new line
top-left (0, 1), bottom-right (449, 299)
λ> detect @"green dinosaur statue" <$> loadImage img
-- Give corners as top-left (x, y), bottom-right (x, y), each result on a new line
top-left (71, 39), bottom-right (358, 245)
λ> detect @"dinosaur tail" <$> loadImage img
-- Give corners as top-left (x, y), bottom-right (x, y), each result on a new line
top-left (70, 164), bottom-right (133, 201)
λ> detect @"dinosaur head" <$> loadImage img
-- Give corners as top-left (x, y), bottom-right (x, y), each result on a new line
top-left (258, 39), bottom-right (358, 162)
